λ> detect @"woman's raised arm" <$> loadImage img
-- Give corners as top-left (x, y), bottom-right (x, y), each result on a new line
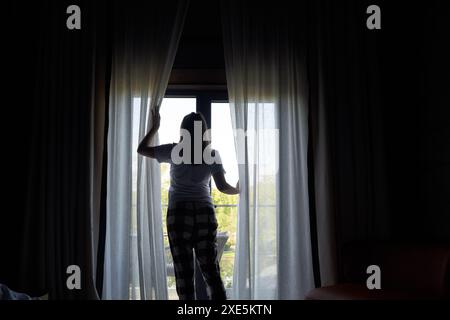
top-left (137, 109), bottom-right (160, 158)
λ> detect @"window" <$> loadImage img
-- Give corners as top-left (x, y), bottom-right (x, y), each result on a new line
top-left (211, 102), bottom-right (238, 292)
top-left (132, 93), bottom-right (238, 299)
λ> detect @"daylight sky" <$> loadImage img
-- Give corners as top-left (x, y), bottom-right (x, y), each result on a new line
top-left (132, 98), bottom-right (239, 190)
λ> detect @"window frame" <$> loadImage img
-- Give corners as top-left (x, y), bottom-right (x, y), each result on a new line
top-left (165, 89), bottom-right (228, 129)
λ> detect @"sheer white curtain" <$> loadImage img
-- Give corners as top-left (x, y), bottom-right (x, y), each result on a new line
top-left (221, 1), bottom-right (315, 299)
top-left (103, 1), bottom-right (188, 300)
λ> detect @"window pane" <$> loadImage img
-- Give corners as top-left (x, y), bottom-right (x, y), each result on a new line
top-left (160, 98), bottom-right (196, 299)
top-left (211, 103), bottom-right (238, 186)
top-left (211, 102), bottom-right (238, 291)
top-left (159, 98), bottom-right (197, 145)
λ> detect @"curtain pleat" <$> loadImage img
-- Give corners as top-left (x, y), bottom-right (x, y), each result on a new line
top-left (221, 0), bottom-right (315, 299)
top-left (15, 0), bottom-right (111, 299)
top-left (103, 0), bottom-right (188, 300)
top-left (307, 0), bottom-right (389, 284)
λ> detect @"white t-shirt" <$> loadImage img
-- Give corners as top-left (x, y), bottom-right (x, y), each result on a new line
top-left (153, 143), bottom-right (225, 207)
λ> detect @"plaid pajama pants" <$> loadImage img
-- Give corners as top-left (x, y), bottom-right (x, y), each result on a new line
top-left (167, 201), bottom-right (227, 300)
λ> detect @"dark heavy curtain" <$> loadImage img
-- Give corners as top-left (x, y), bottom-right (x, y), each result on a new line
top-left (378, 1), bottom-right (450, 243)
top-left (306, 0), bottom-right (389, 285)
top-left (307, 0), bottom-right (450, 285)
top-left (4, 1), bottom-right (111, 299)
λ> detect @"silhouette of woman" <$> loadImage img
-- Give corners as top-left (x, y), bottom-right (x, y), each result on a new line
top-left (138, 110), bottom-right (239, 300)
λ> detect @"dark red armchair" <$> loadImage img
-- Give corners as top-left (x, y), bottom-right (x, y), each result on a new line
top-left (306, 243), bottom-right (450, 300)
